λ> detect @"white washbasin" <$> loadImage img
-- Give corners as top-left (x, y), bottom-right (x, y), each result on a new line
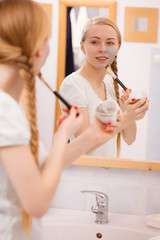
top-left (42, 208), bottom-right (160, 240)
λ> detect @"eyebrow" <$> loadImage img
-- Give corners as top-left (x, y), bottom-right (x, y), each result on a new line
top-left (89, 37), bottom-right (116, 40)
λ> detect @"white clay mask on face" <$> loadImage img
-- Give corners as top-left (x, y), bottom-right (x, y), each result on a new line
top-left (97, 46), bottom-right (118, 68)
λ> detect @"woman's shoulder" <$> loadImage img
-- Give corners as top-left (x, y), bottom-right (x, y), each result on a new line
top-left (0, 90), bottom-right (26, 118)
top-left (104, 74), bottom-right (114, 86)
top-left (0, 90), bottom-right (30, 146)
top-left (61, 71), bottom-right (88, 89)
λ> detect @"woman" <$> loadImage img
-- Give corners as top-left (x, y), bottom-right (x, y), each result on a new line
top-left (0, 2), bottom-right (122, 239)
top-left (60, 17), bottom-right (149, 157)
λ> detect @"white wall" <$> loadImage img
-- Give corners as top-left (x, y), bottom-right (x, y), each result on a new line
top-left (116, 0), bottom-right (160, 160)
top-left (51, 165), bottom-right (160, 216)
top-left (35, 0), bottom-right (160, 215)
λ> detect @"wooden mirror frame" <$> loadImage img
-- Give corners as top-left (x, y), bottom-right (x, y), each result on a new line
top-left (55, 0), bottom-right (160, 171)
top-left (55, 0), bottom-right (117, 127)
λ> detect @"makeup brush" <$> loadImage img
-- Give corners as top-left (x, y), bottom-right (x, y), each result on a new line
top-left (107, 68), bottom-right (127, 91)
top-left (38, 73), bottom-right (75, 112)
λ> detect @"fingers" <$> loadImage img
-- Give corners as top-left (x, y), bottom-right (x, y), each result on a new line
top-left (134, 101), bottom-right (149, 116)
top-left (119, 89), bottom-right (132, 111)
top-left (57, 105), bottom-right (80, 126)
top-left (103, 121), bottom-right (120, 132)
top-left (122, 88), bottom-right (131, 98)
top-left (130, 97), bottom-right (149, 110)
top-left (62, 105), bottom-right (79, 116)
top-left (57, 115), bottom-right (67, 126)
top-left (62, 107), bottom-right (70, 114)
top-left (128, 97), bottom-right (149, 120)
top-left (135, 97), bottom-right (148, 108)
top-left (120, 95), bottom-right (127, 102)
top-left (69, 105), bottom-right (80, 118)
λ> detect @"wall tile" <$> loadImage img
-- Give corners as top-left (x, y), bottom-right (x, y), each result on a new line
top-left (84, 180), bottom-right (143, 215)
top-left (146, 171), bottom-right (160, 185)
top-left (90, 167), bottom-right (144, 183)
top-left (50, 177), bottom-right (88, 210)
top-left (145, 185), bottom-right (160, 214)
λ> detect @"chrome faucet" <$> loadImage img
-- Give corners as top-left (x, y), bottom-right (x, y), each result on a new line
top-left (81, 190), bottom-right (109, 224)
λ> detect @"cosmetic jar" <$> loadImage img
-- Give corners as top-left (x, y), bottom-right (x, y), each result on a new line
top-left (95, 99), bottom-right (117, 123)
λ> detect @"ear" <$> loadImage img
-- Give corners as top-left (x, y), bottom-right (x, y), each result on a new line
top-left (35, 46), bottom-right (42, 58)
top-left (80, 41), bottom-right (85, 54)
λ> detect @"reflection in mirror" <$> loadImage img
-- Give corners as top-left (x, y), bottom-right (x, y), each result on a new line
top-left (56, 0), bottom-right (160, 170)
top-left (66, 7), bottom-right (110, 75)
top-left (56, 0), bottom-right (117, 129)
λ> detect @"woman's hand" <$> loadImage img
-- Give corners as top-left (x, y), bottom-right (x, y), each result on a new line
top-left (56, 106), bottom-right (83, 139)
top-left (124, 97), bottom-right (149, 121)
top-left (89, 110), bottom-right (122, 144)
top-left (119, 88), bottom-right (149, 121)
top-left (119, 88), bottom-right (131, 112)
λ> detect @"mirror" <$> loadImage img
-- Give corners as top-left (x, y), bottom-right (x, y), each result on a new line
top-left (56, 0), bottom-right (160, 171)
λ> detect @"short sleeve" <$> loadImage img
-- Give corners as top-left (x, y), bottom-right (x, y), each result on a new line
top-left (59, 73), bottom-right (88, 109)
top-left (0, 91), bottom-right (30, 147)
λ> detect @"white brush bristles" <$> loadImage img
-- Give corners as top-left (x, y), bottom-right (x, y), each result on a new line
top-left (107, 68), bottom-right (116, 79)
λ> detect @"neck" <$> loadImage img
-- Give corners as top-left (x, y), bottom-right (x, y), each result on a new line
top-left (79, 61), bottom-right (106, 86)
top-left (0, 62), bottom-right (24, 102)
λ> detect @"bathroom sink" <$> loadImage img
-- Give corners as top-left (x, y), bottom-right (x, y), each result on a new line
top-left (42, 209), bottom-right (160, 240)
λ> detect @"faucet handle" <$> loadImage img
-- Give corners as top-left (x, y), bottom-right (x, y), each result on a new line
top-left (81, 190), bottom-right (109, 224)
top-left (81, 190), bottom-right (109, 207)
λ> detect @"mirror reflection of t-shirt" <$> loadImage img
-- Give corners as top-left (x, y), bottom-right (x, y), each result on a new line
top-left (60, 71), bottom-right (120, 158)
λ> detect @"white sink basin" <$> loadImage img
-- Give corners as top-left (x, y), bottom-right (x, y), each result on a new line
top-left (42, 209), bottom-right (160, 240)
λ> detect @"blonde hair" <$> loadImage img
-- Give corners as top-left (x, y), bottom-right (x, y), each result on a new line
top-left (0, 0), bottom-right (50, 236)
top-left (81, 17), bottom-right (122, 157)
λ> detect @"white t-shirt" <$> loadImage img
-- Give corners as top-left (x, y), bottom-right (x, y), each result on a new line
top-left (0, 90), bottom-right (47, 240)
top-left (59, 71), bottom-right (119, 157)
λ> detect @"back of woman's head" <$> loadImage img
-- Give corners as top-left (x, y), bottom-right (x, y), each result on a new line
top-left (0, 0), bottom-right (50, 236)
top-left (0, 0), bottom-right (49, 63)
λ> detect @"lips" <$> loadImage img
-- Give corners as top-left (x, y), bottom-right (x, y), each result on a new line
top-left (96, 56), bottom-right (108, 60)
top-left (96, 56), bottom-right (109, 64)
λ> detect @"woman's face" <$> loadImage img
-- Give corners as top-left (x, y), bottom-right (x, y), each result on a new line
top-left (81, 24), bottom-right (119, 69)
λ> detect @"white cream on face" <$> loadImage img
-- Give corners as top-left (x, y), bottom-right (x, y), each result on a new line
top-left (97, 46), bottom-right (118, 68)
top-left (82, 24), bottom-right (119, 69)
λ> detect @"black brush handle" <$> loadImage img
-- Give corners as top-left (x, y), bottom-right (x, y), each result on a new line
top-left (53, 91), bottom-right (72, 109)
top-left (115, 78), bottom-right (127, 91)
top-left (53, 91), bottom-right (79, 117)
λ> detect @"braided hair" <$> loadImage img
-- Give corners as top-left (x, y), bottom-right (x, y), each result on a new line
top-left (111, 56), bottom-right (121, 157)
top-left (0, 0), bottom-right (50, 236)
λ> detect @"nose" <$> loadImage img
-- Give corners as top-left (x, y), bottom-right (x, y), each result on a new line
top-left (100, 43), bottom-right (107, 53)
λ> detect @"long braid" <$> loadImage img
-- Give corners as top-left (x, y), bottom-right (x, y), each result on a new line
top-left (111, 56), bottom-right (121, 157)
top-left (17, 55), bottom-right (39, 236)
top-left (0, 0), bottom-right (50, 236)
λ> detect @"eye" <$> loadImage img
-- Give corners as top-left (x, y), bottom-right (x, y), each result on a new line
top-left (107, 42), bottom-right (114, 45)
top-left (91, 41), bottom-right (99, 45)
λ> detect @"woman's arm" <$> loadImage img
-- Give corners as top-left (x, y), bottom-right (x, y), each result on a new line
top-left (63, 114), bottom-right (122, 167)
top-left (121, 120), bottom-right (137, 145)
top-left (0, 107), bottom-right (82, 219)
top-left (0, 106), bottom-right (120, 219)
top-left (119, 90), bottom-right (149, 145)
